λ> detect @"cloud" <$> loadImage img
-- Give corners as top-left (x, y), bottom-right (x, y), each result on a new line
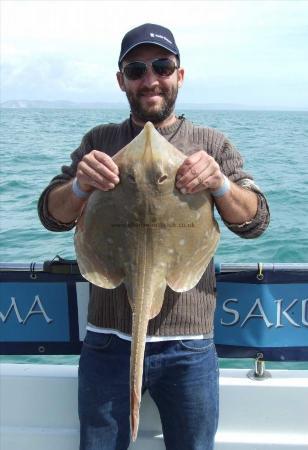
top-left (2, 51), bottom-right (120, 101)
top-left (1, 0), bottom-right (308, 107)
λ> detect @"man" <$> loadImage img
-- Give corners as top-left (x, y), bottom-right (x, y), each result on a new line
top-left (38, 23), bottom-right (270, 450)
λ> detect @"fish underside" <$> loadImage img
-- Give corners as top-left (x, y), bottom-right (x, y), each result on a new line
top-left (74, 122), bottom-right (220, 441)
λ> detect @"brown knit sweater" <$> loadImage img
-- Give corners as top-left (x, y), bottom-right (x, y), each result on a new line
top-left (38, 117), bottom-right (270, 336)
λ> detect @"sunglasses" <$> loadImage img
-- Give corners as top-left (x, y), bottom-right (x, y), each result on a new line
top-left (122, 58), bottom-right (178, 81)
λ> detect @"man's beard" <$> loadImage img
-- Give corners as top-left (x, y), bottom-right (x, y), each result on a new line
top-left (125, 84), bottom-right (178, 125)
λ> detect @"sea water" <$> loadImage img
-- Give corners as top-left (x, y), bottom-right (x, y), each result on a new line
top-left (1, 108), bottom-right (307, 369)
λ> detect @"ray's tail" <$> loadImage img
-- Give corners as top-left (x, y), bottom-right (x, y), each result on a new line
top-left (130, 381), bottom-right (141, 441)
top-left (129, 307), bottom-right (150, 442)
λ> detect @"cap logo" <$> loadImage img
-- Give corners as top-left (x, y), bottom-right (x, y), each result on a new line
top-left (149, 32), bottom-right (172, 45)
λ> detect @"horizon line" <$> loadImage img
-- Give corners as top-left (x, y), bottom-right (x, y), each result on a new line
top-left (1, 99), bottom-right (307, 112)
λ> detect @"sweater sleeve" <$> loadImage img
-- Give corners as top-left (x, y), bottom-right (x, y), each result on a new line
top-left (37, 131), bottom-right (93, 232)
top-left (215, 138), bottom-right (270, 239)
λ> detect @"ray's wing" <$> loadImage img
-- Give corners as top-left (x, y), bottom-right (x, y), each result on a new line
top-left (161, 190), bottom-right (220, 292)
top-left (74, 188), bottom-right (128, 288)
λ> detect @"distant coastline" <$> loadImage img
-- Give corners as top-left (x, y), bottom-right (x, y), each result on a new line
top-left (1, 99), bottom-right (307, 111)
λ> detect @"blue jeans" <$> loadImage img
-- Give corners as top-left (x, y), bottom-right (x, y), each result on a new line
top-left (78, 331), bottom-right (219, 450)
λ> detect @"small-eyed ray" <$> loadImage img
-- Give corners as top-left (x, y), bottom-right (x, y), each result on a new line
top-left (74, 122), bottom-right (220, 442)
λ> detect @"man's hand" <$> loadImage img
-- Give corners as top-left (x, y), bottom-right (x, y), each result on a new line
top-left (77, 150), bottom-right (120, 192)
top-left (176, 150), bottom-right (224, 194)
top-left (175, 150), bottom-right (259, 225)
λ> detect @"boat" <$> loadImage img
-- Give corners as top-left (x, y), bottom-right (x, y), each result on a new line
top-left (1, 260), bottom-right (308, 449)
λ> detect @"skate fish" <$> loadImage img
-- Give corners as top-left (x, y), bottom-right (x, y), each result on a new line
top-left (74, 122), bottom-right (220, 441)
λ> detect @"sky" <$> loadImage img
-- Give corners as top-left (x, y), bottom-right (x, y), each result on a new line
top-left (1, 0), bottom-right (308, 109)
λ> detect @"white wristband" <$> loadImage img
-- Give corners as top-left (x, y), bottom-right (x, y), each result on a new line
top-left (211, 175), bottom-right (231, 198)
top-left (72, 177), bottom-right (91, 199)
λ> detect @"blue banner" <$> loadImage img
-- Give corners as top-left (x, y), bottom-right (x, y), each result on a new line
top-left (214, 270), bottom-right (308, 360)
top-left (0, 282), bottom-right (70, 342)
top-left (0, 264), bottom-right (307, 360)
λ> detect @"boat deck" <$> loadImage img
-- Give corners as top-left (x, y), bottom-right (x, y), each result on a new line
top-left (1, 364), bottom-right (308, 450)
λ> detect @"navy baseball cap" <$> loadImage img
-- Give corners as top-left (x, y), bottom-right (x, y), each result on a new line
top-left (118, 23), bottom-right (180, 67)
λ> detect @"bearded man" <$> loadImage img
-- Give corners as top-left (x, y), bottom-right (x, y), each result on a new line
top-left (38, 23), bottom-right (270, 450)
